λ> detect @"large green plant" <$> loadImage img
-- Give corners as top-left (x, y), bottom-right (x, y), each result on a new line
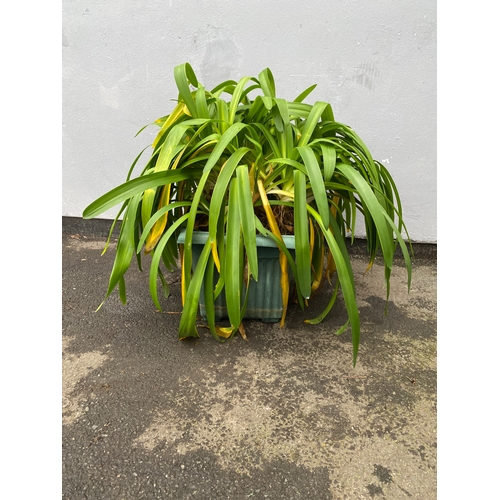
top-left (83, 62), bottom-right (412, 366)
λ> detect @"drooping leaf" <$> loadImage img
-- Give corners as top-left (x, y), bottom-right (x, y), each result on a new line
top-left (225, 178), bottom-right (243, 331)
top-left (236, 164), bottom-right (258, 281)
top-left (258, 67), bottom-right (276, 98)
top-left (182, 122), bottom-right (247, 293)
top-left (336, 163), bottom-right (395, 275)
top-left (293, 169), bottom-right (311, 299)
top-left (208, 147), bottom-right (250, 243)
top-left (229, 76), bottom-right (253, 125)
top-left (296, 145), bottom-right (330, 228)
top-left (296, 101), bottom-right (330, 148)
top-left (320, 142), bottom-right (337, 182)
top-left (307, 204), bottom-right (360, 367)
top-left (174, 62), bottom-right (199, 118)
top-left (148, 213), bottom-right (191, 311)
top-left (103, 193), bottom-right (141, 302)
top-left (82, 169), bottom-right (201, 219)
top-left (178, 237), bottom-right (212, 339)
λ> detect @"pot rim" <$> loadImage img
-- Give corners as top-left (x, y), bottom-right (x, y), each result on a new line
top-left (177, 229), bottom-right (296, 249)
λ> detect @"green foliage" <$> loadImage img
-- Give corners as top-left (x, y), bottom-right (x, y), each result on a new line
top-left (83, 62), bottom-right (412, 366)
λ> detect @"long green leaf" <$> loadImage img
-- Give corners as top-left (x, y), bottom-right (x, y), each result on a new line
top-left (217, 98), bottom-right (229, 135)
top-left (293, 169), bottom-right (311, 298)
top-left (297, 101), bottom-right (329, 148)
top-left (126, 145), bottom-right (151, 181)
top-left (103, 193), bottom-right (141, 302)
top-left (247, 95), bottom-right (266, 122)
top-left (293, 84), bottom-right (317, 103)
top-left (174, 62), bottom-right (198, 118)
top-left (324, 122), bottom-right (382, 193)
top-left (183, 123), bottom-right (247, 293)
top-left (225, 178), bottom-right (243, 331)
top-left (82, 169), bottom-right (201, 219)
top-left (161, 232), bottom-right (179, 272)
top-left (336, 163), bottom-right (394, 272)
top-left (101, 201), bottom-right (127, 256)
top-left (320, 143), bottom-right (337, 182)
top-left (195, 85), bottom-right (210, 119)
top-left (137, 201), bottom-right (191, 253)
top-left (258, 68), bottom-right (276, 98)
top-left (178, 237), bottom-right (212, 339)
top-left (118, 276), bottom-right (126, 304)
top-left (148, 213), bottom-right (191, 311)
top-left (307, 205), bottom-right (360, 367)
top-left (210, 79), bottom-right (237, 95)
top-left (208, 147), bottom-right (250, 243)
top-left (202, 122), bottom-right (247, 174)
top-left (250, 122), bottom-right (281, 158)
top-left (382, 211), bottom-right (413, 292)
top-left (273, 98), bottom-right (293, 157)
top-left (305, 278), bottom-right (340, 325)
top-left (296, 145), bottom-right (330, 228)
top-left (228, 76), bottom-right (252, 125)
top-left (288, 102), bottom-right (313, 119)
top-left (236, 164), bottom-right (258, 281)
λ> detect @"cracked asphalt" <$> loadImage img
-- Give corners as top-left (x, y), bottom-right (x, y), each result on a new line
top-left (62, 217), bottom-right (437, 499)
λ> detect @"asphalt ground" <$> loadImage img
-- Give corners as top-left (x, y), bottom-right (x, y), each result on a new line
top-left (62, 217), bottom-right (437, 499)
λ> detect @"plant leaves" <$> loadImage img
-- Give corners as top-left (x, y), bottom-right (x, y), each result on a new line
top-left (236, 164), bottom-right (259, 281)
top-left (148, 213), bottom-right (191, 311)
top-left (307, 204), bottom-right (360, 367)
top-left (296, 145), bottom-right (330, 228)
top-left (225, 178), bottom-right (243, 331)
top-left (293, 169), bottom-right (311, 298)
top-left (178, 237), bottom-right (212, 339)
top-left (174, 62), bottom-right (199, 118)
top-left (82, 169), bottom-right (201, 219)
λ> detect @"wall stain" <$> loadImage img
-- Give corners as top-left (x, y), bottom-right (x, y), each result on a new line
top-left (352, 61), bottom-right (381, 91)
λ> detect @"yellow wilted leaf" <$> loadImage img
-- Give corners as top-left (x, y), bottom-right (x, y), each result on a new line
top-left (211, 241), bottom-right (221, 273)
top-left (144, 185), bottom-right (171, 253)
top-left (216, 326), bottom-right (234, 338)
top-left (180, 245), bottom-right (185, 306)
top-left (152, 102), bottom-right (185, 149)
top-left (257, 179), bottom-right (289, 327)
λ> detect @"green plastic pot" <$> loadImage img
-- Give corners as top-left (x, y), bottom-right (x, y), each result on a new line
top-left (177, 230), bottom-right (296, 322)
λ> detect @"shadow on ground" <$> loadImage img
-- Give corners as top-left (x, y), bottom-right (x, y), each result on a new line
top-left (62, 220), bottom-right (436, 500)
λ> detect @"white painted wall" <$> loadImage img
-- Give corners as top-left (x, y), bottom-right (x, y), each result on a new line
top-left (62, 0), bottom-right (436, 243)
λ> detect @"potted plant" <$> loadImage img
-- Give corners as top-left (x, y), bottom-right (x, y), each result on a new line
top-left (82, 62), bottom-right (412, 366)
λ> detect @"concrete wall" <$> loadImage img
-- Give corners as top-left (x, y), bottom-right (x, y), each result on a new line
top-left (62, 0), bottom-right (436, 243)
